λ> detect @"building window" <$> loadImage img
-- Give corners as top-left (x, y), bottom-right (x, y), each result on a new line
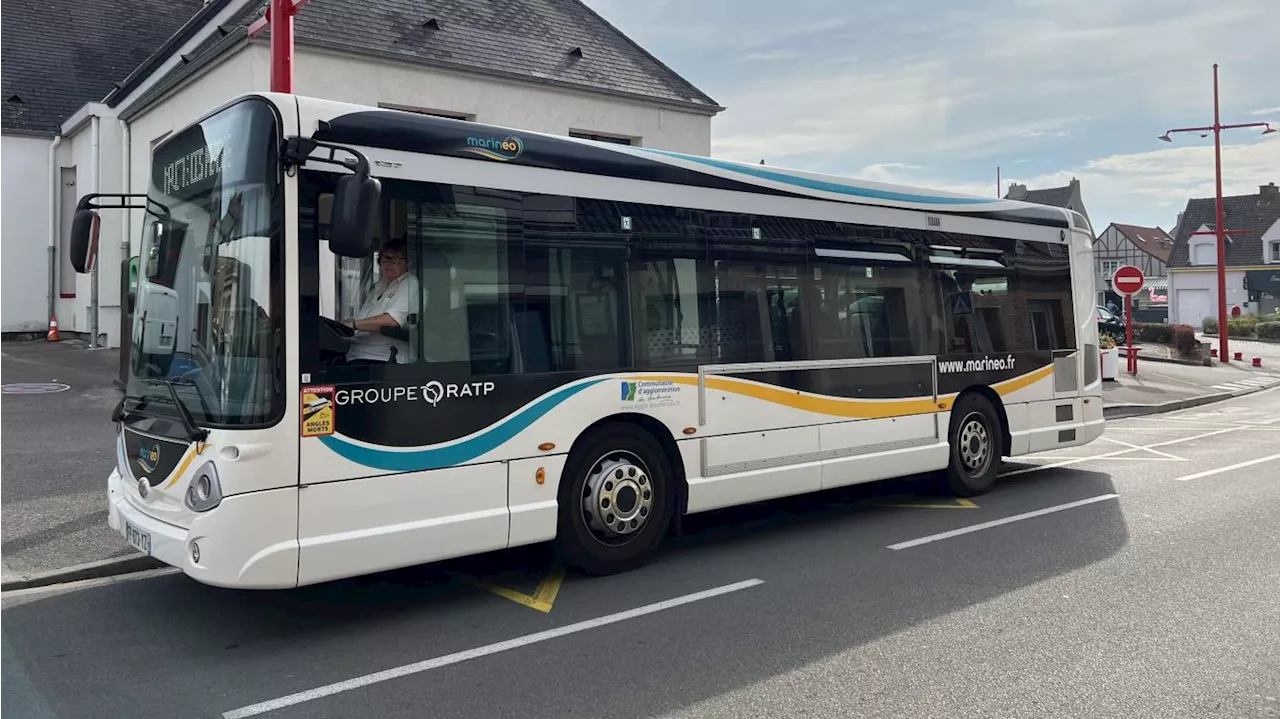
top-left (378, 103), bottom-right (474, 121)
top-left (1191, 242), bottom-right (1215, 266)
top-left (1270, 240), bottom-right (1280, 263)
top-left (569, 131), bottom-right (634, 146)
top-left (1100, 259), bottom-right (1120, 276)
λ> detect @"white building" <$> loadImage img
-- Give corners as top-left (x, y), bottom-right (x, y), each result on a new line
top-left (2, 0), bottom-right (207, 337)
top-left (1167, 183), bottom-right (1280, 328)
top-left (1, 0), bottom-right (722, 346)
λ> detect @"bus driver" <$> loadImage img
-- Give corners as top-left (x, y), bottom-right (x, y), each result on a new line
top-left (342, 238), bottom-right (419, 364)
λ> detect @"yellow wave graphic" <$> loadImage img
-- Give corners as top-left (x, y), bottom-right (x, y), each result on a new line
top-left (626, 363), bottom-right (1054, 418)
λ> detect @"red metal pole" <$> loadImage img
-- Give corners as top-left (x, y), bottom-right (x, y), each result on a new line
top-left (270, 0), bottom-right (294, 93)
top-left (1213, 63), bottom-right (1228, 363)
top-left (1125, 293), bottom-right (1134, 374)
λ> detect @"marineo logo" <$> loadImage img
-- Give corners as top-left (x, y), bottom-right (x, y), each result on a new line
top-left (463, 135), bottom-right (524, 161)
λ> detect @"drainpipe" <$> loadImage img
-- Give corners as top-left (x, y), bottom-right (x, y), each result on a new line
top-left (120, 119), bottom-right (132, 350)
top-left (89, 115), bottom-right (101, 348)
top-left (47, 135), bottom-right (63, 325)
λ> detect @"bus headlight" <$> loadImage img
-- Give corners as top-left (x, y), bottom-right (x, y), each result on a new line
top-left (185, 461), bottom-right (222, 512)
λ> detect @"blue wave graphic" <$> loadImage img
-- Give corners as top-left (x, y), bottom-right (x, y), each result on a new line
top-left (637, 148), bottom-right (996, 206)
top-left (319, 379), bottom-right (606, 471)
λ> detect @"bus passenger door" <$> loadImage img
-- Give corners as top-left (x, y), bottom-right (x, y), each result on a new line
top-left (687, 225), bottom-right (824, 513)
top-left (291, 171), bottom-right (512, 585)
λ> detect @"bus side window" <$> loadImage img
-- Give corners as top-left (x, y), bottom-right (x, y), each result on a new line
top-left (523, 238), bottom-right (628, 372)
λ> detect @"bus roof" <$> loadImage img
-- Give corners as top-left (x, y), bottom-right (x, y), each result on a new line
top-left (260, 93), bottom-right (1071, 229)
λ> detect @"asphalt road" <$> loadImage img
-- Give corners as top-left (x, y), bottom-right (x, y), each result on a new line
top-left (1, 341), bottom-right (126, 578)
top-left (3, 388), bottom-right (1279, 719)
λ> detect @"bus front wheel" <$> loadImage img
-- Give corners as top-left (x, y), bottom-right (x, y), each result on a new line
top-left (945, 393), bottom-right (1004, 497)
top-left (556, 424), bottom-right (674, 575)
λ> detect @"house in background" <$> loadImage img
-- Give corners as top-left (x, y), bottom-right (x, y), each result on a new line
top-left (1093, 223), bottom-right (1173, 320)
top-left (1006, 178), bottom-right (1092, 227)
top-left (1, 0), bottom-right (205, 336)
top-left (1167, 182), bottom-right (1280, 328)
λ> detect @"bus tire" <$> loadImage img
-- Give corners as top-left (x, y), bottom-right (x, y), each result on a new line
top-left (556, 424), bottom-right (674, 575)
top-left (945, 393), bottom-right (1004, 497)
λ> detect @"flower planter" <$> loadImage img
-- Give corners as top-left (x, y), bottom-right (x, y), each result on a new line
top-left (1101, 347), bottom-right (1119, 380)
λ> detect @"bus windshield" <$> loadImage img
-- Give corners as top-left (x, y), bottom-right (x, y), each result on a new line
top-left (128, 98), bottom-right (283, 429)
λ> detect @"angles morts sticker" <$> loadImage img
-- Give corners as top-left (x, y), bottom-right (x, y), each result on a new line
top-left (301, 385), bottom-right (336, 437)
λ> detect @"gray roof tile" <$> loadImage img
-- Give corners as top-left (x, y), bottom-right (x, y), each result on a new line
top-left (1019, 186), bottom-right (1073, 208)
top-left (1168, 184), bottom-right (1280, 268)
top-left (119, 0), bottom-right (720, 118)
top-left (1111, 223), bottom-right (1173, 263)
top-left (2, 0), bottom-right (207, 135)
top-left (291, 0), bottom-right (719, 109)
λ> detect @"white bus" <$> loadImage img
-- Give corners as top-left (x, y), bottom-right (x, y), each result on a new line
top-left (70, 93), bottom-right (1103, 589)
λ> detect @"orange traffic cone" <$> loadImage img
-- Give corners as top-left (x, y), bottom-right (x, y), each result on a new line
top-left (47, 315), bottom-right (61, 342)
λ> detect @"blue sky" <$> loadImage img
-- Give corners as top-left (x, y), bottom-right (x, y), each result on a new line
top-left (585, 0), bottom-right (1279, 232)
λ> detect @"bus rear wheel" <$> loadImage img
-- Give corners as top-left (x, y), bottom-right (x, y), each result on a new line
top-left (556, 424), bottom-right (674, 575)
top-left (945, 393), bottom-right (1004, 497)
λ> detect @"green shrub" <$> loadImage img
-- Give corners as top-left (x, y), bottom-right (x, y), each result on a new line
top-left (1171, 324), bottom-right (1198, 356)
top-left (1257, 321), bottom-right (1280, 340)
top-left (1135, 323), bottom-right (1173, 344)
top-left (1203, 317), bottom-right (1218, 334)
top-left (1227, 318), bottom-right (1257, 337)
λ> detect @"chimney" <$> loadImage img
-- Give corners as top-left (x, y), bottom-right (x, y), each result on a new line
top-left (1006, 183), bottom-right (1028, 199)
top-left (1261, 182), bottom-right (1278, 199)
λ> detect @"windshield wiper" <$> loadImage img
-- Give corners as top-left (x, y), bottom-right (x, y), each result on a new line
top-left (111, 392), bottom-right (153, 423)
top-left (164, 376), bottom-right (216, 422)
top-left (146, 379), bottom-right (210, 443)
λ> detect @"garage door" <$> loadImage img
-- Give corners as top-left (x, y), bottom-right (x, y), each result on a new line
top-left (1176, 289), bottom-right (1211, 327)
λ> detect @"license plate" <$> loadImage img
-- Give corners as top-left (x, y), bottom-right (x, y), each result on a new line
top-left (124, 520), bottom-right (152, 555)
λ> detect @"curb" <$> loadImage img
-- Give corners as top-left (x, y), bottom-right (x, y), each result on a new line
top-left (1, 554), bottom-right (164, 592)
top-left (1130, 354), bottom-right (1209, 368)
top-left (1103, 381), bottom-right (1270, 419)
top-left (1202, 333), bottom-right (1280, 345)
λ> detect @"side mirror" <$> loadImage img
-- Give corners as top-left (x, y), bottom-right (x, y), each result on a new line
top-left (69, 206), bottom-right (101, 273)
top-left (329, 172), bottom-right (381, 258)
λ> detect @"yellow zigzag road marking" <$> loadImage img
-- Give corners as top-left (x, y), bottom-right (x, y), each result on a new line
top-left (466, 565), bottom-right (566, 614)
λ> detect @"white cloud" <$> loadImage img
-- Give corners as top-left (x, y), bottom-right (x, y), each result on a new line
top-left (856, 163), bottom-right (924, 182)
top-left (843, 135), bottom-right (1280, 230)
top-left (587, 0), bottom-right (1278, 229)
top-left (736, 50), bottom-right (800, 63)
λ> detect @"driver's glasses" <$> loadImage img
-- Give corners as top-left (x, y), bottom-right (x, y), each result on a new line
top-left (379, 254), bottom-right (405, 264)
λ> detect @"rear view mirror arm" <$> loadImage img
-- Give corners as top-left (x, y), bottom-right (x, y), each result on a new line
top-left (77, 193), bottom-right (170, 218)
top-left (283, 137), bottom-right (372, 176)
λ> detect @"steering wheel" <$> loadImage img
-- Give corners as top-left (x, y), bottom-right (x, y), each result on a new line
top-left (320, 316), bottom-right (355, 338)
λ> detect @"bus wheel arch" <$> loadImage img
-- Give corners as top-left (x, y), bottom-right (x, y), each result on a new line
top-left (944, 387), bottom-right (1009, 497)
top-left (554, 414), bottom-right (682, 574)
top-left (954, 385), bottom-right (1011, 456)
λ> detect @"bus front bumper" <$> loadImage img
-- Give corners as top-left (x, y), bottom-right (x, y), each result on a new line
top-left (106, 469), bottom-right (300, 589)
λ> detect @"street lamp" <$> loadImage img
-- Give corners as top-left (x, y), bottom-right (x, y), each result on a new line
top-left (1159, 63), bottom-right (1276, 364)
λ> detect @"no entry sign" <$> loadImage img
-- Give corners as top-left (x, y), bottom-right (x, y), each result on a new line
top-left (1112, 265), bottom-right (1145, 296)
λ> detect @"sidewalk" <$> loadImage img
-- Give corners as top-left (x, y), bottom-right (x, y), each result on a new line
top-left (1, 339), bottom-right (130, 586)
top-left (1102, 353), bottom-right (1280, 417)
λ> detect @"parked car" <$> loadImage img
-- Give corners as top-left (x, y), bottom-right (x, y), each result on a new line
top-left (1097, 305), bottom-right (1125, 340)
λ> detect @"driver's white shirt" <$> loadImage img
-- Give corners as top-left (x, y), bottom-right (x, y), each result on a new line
top-left (346, 272), bottom-right (419, 363)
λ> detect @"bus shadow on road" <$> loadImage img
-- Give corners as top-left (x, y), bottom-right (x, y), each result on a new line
top-left (659, 463), bottom-right (1122, 557)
